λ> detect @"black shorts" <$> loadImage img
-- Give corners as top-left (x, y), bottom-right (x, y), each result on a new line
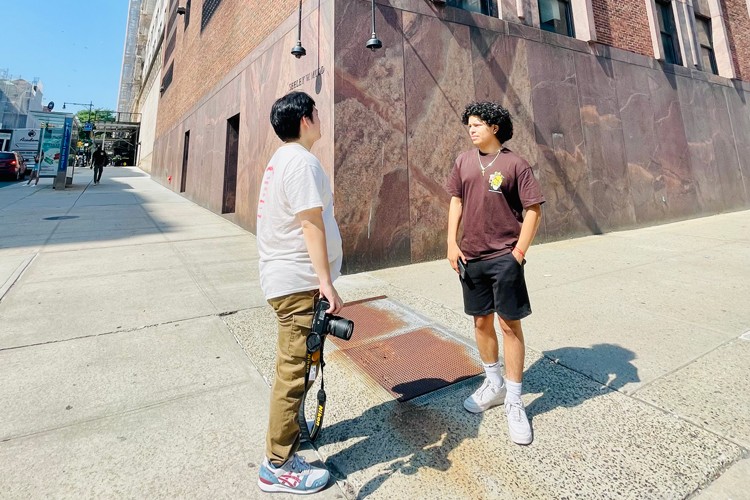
top-left (460, 253), bottom-right (531, 320)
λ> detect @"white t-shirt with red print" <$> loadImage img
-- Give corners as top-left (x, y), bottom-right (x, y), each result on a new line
top-left (257, 142), bottom-right (342, 300)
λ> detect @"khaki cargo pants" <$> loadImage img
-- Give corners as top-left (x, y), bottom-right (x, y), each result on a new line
top-left (265, 289), bottom-right (317, 466)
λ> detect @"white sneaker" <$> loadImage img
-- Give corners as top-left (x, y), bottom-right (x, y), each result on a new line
top-left (463, 378), bottom-right (506, 413)
top-left (505, 399), bottom-right (533, 445)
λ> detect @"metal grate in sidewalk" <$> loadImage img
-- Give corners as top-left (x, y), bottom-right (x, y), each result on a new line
top-left (331, 296), bottom-right (481, 401)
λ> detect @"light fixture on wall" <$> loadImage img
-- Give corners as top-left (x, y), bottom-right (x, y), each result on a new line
top-left (291, 0), bottom-right (307, 58)
top-left (177, 6), bottom-right (186, 15)
top-left (365, 0), bottom-right (383, 51)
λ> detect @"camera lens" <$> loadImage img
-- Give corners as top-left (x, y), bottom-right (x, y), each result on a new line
top-left (327, 316), bottom-right (354, 341)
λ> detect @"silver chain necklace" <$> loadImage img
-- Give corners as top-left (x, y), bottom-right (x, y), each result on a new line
top-left (477, 149), bottom-right (502, 177)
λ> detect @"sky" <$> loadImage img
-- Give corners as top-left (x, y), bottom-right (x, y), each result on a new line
top-left (1, 0), bottom-right (129, 112)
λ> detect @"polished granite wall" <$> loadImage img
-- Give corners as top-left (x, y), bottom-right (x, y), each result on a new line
top-left (153, 0), bottom-right (750, 273)
top-left (152, 0), bottom-right (335, 235)
top-left (333, 0), bottom-right (750, 272)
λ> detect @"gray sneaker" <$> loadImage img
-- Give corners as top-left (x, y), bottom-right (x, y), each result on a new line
top-left (258, 454), bottom-right (329, 494)
top-left (463, 378), bottom-right (506, 413)
top-left (505, 399), bottom-right (532, 445)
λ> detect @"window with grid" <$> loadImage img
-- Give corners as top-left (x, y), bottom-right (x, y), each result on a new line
top-left (538, 0), bottom-right (575, 37)
top-left (445, 0), bottom-right (498, 17)
top-left (694, 15), bottom-right (718, 74)
top-left (201, 0), bottom-right (223, 32)
top-left (656, 0), bottom-right (682, 65)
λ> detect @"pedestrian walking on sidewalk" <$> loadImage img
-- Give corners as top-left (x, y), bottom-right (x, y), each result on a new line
top-left (91, 146), bottom-right (108, 184)
top-left (445, 101), bottom-right (545, 445)
top-left (256, 91), bottom-right (343, 495)
top-left (27, 154), bottom-right (41, 186)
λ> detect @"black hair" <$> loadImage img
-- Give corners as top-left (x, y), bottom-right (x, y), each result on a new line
top-left (461, 101), bottom-right (513, 143)
top-left (270, 91), bottom-right (316, 142)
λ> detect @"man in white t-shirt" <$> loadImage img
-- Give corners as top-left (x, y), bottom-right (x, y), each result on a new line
top-left (256, 91), bottom-right (343, 495)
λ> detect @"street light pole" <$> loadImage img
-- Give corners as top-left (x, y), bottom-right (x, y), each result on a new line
top-left (63, 101), bottom-right (94, 123)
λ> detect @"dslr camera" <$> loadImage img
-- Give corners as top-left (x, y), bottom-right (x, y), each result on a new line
top-left (306, 297), bottom-right (354, 352)
top-left (299, 297), bottom-right (354, 441)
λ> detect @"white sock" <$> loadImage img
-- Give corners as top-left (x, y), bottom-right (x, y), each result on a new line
top-left (482, 361), bottom-right (504, 388)
top-left (505, 379), bottom-right (522, 403)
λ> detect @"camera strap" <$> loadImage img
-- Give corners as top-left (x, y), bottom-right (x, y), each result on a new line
top-left (298, 334), bottom-right (327, 442)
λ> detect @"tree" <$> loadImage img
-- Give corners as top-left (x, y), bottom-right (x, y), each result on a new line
top-left (76, 108), bottom-right (116, 124)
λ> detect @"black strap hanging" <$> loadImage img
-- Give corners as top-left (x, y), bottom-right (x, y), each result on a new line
top-left (298, 334), bottom-right (327, 442)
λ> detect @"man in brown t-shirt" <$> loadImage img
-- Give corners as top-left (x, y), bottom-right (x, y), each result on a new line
top-left (446, 101), bottom-right (544, 445)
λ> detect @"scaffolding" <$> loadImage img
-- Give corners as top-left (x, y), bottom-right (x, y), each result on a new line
top-left (0, 70), bottom-right (43, 129)
top-left (117, 0), bottom-right (145, 116)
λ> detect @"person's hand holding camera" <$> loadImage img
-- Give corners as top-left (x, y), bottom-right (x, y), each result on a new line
top-left (319, 280), bottom-right (343, 315)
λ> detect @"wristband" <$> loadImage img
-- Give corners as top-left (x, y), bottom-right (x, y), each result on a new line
top-left (513, 247), bottom-right (525, 258)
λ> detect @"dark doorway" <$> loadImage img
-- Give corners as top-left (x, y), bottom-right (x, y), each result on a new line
top-left (180, 130), bottom-right (190, 193)
top-left (222, 114), bottom-right (239, 214)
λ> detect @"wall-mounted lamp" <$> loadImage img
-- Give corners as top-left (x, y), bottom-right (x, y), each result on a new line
top-left (159, 86), bottom-right (165, 94)
top-left (177, 6), bottom-right (186, 15)
top-left (291, 0), bottom-right (306, 58)
top-left (365, 0), bottom-right (383, 51)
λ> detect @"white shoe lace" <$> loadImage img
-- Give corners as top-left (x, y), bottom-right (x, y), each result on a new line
top-left (473, 379), bottom-right (492, 400)
top-left (506, 400), bottom-right (525, 422)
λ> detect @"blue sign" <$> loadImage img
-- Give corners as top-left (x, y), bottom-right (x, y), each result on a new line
top-left (59, 117), bottom-right (73, 173)
top-left (83, 122), bottom-right (93, 132)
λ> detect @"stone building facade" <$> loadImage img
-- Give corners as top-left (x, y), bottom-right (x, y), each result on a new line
top-left (131, 0), bottom-right (750, 272)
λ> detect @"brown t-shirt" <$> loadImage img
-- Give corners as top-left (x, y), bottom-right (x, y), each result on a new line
top-left (446, 148), bottom-right (545, 261)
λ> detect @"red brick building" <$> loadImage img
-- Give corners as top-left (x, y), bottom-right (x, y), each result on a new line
top-left (591, 0), bottom-right (655, 56)
top-left (721, 0), bottom-right (750, 79)
top-left (126, 0), bottom-right (750, 271)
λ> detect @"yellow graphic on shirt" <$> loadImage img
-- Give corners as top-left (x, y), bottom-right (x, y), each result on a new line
top-left (489, 171), bottom-right (504, 192)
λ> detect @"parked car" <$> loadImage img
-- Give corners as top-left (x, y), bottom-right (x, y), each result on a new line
top-left (0, 151), bottom-right (27, 180)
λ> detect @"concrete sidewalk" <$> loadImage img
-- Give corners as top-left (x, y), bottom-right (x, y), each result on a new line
top-left (0, 167), bottom-right (748, 499)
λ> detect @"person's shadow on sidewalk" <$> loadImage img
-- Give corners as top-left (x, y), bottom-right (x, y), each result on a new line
top-left (316, 378), bottom-right (482, 499)
top-left (524, 343), bottom-right (640, 420)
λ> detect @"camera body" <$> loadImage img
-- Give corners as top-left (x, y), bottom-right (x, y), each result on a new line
top-left (308, 297), bottom-right (354, 350)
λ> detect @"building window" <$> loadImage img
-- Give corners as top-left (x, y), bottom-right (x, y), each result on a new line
top-left (164, 31), bottom-right (176, 62)
top-left (184, 0), bottom-right (191, 29)
top-left (201, 0), bottom-right (223, 31)
top-left (161, 63), bottom-right (174, 95)
top-left (694, 15), bottom-right (718, 75)
top-left (538, 0), bottom-right (575, 37)
top-left (167, 0), bottom-right (179, 30)
top-left (445, 0), bottom-right (498, 17)
top-left (656, 0), bottom-right (682, 65)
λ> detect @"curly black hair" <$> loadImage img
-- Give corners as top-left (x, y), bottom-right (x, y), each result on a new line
top-left (461, 102), bottom-right (513, 144)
